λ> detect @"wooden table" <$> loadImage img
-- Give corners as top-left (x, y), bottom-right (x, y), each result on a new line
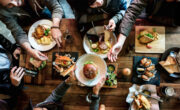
top-left (18, 19), bottom-right (180, 110)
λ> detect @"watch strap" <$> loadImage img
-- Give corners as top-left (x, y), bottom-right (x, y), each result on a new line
top-left (51, 26), bottom-right (60, 29)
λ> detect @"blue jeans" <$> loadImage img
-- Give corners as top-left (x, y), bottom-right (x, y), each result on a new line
top-left (42, 0), bottom-right (75, 19)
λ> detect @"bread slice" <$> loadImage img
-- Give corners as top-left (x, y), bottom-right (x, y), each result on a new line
top-left (60, 64), bottom-right (75, 77)
top-left (138, 30), bottom-right (155, 44)
top-left (29, 58), bottom-right (42, 68)
top-left (139, 35), bottom-right (154, 44)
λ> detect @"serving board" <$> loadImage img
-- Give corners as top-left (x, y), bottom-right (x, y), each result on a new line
top-left (135, 26), bottom-right (165, 53)
top-left (52, 52), bottom-right (78, 80)
top-left (20, 53), bottom-right (48, 85)
top-left (103, 63), bottom-right (118, 88)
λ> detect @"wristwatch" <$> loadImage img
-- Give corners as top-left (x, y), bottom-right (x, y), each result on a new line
top-left (51, 26), bottom-right (60, 29)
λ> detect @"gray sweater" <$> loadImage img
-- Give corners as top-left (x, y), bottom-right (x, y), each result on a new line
top-left (0, 0), bottom-right (63, 45)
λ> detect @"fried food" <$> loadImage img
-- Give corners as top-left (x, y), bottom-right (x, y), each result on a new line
top-left (141, 58), bottom-right (148, 66)
top-left (33, 25), bottom-right (45, 39)
top-left (139, 58), bottom-right (156, 81)
top-left (134, 94), bottom-right (151, 110)
top-left (54, 54), bottom-right (75, 76)
top-left (32, 24), bottom-right (53, 45)
top-left (145, 71), bottom-right (154, 78)
top-left (146, 65), bottom-right (155, 71)
top-left (144, 59), bottom-right (152, 67)
top-left (138, 30), bottom-right (159, 48)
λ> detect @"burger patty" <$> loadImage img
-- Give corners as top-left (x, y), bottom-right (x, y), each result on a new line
top-left (83, 64), bottom-right (98, 79)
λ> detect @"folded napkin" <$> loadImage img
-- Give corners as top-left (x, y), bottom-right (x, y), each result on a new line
top-left (126, 84), bottom-right (159, 110)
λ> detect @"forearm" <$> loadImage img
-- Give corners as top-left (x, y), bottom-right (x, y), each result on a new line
top-left (21, 42), bottom-right (33, 53)
top-left (44, 81), bottom-right (70, 102)
top-left (117, 34), bottom-right (127, 45)
top-left (52, 18), bottom-right (61, 27)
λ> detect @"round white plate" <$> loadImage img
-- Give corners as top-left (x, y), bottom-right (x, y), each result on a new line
top-left (75, 54), bottom-right (107, 87)
top-left (28, 19), bottom-right (56, 51)
top-left (83, 26), bottom-right (117, 59)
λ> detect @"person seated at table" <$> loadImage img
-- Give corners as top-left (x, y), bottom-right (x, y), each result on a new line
top-left (78, 0), bottom-right (132, 31)
top-left (0, 34), bottom-right (25, 109)
top-left (23, 71), bottom-right (105, 110)
top-left (0, 0), bottom-right (75, 61)
top-left (108, 0), bottom-right (180, 62)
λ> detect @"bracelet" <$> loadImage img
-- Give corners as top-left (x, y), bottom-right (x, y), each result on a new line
top-left (51, 26), bottom-right (60, 29)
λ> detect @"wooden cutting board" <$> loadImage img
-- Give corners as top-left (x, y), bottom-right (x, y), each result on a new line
top-left (135, 26), bottom-right (165, 53)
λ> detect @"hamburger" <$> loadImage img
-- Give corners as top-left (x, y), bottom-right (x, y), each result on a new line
top-left (83, 61), bottom-right (98, 79)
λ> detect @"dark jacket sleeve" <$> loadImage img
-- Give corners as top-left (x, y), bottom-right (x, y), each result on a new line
top-left (0, 34), bottom-right (19, 54)
top-left (90, 94), bottom-right (100, 110)
top-left (0, 9), bottom-right (29, 45)
top-left (119, 0), bottom-right (148, 37)
top-left (35, 81), bottom-right (70, 107)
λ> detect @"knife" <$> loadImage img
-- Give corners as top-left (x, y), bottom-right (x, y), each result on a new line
top-left (139, 92), bottom-right (163, 102)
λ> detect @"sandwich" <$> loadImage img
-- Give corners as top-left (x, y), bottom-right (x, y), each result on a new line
top-left (29, 57), bottom-right (46, 70)
top-left (138, 30), bottom-right (156, 44)
top-left (134, 94), bottom-right (151, 110)
top-left (33, 25), bottom-right (45, 39)
top-left (83, 61), bottom-right (98, 79)
top-left (54, 54), bottom-right (75, 77)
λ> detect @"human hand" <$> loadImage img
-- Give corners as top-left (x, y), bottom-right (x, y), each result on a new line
top-left (10, 67), bottom-right (25, 86)
top-left (51, 28), bottom-right (62, 47)
top-left (28, 49), bottom-right (48, 61)
top-left (93, 77), bottom-right (105, 95)
top-left (99, 104), bottom-right (106, 110)
top-left (65, 67), bottom-right (77, 84)
top-left (107, 19), bottom-right (116, 31)
top-left (13, 47), bottom-right (21, 60)
top-left (33, 108), bottom-right (47, 110)
top-left (107, 42), bottom-right (122, 62)
top-left (108, 34), bottom-right (126, 62)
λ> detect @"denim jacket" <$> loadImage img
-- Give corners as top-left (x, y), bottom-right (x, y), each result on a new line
top-left (81, 0), bottom-right (132, 24)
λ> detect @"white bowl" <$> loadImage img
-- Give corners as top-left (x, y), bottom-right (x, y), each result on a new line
top-left (83, 26), bottom-right (117, 59)
top-left (75, 54), bottom-right (107, 87)
top-left (28, 19), bottom-right (56, 51)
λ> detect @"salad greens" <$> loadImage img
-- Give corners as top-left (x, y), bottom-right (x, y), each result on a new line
top-left (92, 48), bottom-right (99, 52)
top-left (145, 33), bottom-right (154, 39)
top-left (84, 61), bottom-right (94, 65)
top-left (105, 72), bottom-right (117, 86)
top-left (44, 28), bottom-right (50, 36)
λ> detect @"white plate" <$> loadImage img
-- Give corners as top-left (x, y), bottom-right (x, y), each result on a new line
top-left (83, 26), bottom-right (117, 59)
top-left (75, 54), bottom-right (107, 87)
top-left (28, 19), bottom-right (56, 51)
